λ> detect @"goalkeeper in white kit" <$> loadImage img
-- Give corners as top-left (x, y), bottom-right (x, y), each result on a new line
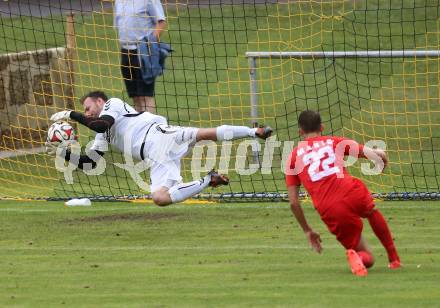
top-left (47, 91), bottom-right (272, 206)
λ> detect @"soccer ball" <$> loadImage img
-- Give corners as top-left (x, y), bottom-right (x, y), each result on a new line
top-left (46, 121), bottom-right (78, 144)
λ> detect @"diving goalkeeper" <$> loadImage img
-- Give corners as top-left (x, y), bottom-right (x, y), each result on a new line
top-left (47, 91), bottom-right (272, 206)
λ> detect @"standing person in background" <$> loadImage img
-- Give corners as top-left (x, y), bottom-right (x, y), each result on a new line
top-left (114, 0), bottom-right (167, 113)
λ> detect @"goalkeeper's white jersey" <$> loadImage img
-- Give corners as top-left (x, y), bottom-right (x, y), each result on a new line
top-left (90, 98), bottom-right (167, 160)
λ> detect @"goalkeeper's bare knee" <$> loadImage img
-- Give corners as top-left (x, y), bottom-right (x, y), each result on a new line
top-left (152, 190), bottom-right (172, 206)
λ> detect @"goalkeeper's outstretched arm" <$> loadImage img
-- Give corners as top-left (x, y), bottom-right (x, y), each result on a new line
top-left (69, 112), bottom-right (114, 133)
top-left (50, 110), bottom-right (115, 133)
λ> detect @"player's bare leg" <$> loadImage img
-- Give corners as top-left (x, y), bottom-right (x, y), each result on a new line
top-left (196, 125), bottom-right (273, 142)
top-left (151, 170), bottom-right (229, 206)
top-left (133, 96), bottom-right (156, 113)
top-left (355, 235), bottom-right (375, 268)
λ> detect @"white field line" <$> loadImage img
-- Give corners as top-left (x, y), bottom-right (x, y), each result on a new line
top-left (0, 245), bottom-right (438, 251)
top-left (0, 203), bottom-right (439, 213)
top-left (0, 146), bottom-right (46, 159)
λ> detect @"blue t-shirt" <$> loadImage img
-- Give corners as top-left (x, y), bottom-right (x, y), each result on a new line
top-left (114, 0), bottom-right (166, 50)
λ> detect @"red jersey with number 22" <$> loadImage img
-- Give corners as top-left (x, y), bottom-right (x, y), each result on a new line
top-left (286, 136), bottom-right (368, 215)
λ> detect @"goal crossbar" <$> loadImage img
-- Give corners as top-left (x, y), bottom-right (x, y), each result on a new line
top-left (246, 50), bottom-right (440, 59)
top-left (246, 49), bottom-right (440, 125)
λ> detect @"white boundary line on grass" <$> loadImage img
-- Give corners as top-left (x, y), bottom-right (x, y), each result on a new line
top-left (0, 245), bottom-right (439, 251)
top-left (0, 203), bottom-right (438, 212)
top-left (0, 146), bottom-right (46, 159)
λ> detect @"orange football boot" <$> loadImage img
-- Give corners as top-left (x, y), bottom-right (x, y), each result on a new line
top-left (346, 249), bottom-right (368, 276)
top-left (388, 260), bottom-right (401, 269)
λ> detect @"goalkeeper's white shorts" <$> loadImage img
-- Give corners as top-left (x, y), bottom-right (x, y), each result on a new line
top-left (144, 124), bottom-right (199, 192)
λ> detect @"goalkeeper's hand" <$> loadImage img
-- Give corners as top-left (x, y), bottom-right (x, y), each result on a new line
top-left (45, 141), bottom-right (76, 156)
top-left (45, 141), bottom-right (64, 155)
top-left (50, 110), bottom-right (72, 122)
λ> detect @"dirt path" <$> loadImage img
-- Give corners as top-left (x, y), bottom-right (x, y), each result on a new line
top-left (0, 0), bottom-right (276, 17)
top-left (0, 0), bottom-right (112, 17)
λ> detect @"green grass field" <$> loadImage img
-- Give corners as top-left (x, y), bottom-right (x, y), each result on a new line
top-left (0, 200), bottom-right (439, 307)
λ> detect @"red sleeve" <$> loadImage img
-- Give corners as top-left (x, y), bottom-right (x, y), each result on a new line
top-left (285, 149), bottom-right (301, 187)
top-left (333, 137), bottom-right (364, 157)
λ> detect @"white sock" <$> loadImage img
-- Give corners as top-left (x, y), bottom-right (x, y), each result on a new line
top-left (216, 125), bottom-right (256, 141)
top-left (169, 174), bottom-right (211, 203)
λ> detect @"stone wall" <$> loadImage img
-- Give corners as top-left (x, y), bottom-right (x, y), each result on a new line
top-left (0, 47), bottom-right (74, 149)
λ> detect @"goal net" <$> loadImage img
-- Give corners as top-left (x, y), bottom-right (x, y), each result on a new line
top-left (0, 0), bottom-right (439, 201)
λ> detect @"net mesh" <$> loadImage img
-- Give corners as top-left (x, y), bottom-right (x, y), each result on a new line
top-left (0, 0), bottom-right (439, 200)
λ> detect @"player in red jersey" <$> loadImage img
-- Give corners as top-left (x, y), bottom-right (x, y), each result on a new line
top-left (286, 110), bottom-right (401, 276)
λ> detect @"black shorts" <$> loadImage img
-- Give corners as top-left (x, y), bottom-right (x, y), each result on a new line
top-left (120, 48), bottom-right (155, 98)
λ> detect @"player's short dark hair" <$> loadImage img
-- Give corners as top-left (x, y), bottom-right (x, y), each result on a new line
top-left (298, 110), bottom-right (322, 133)
top-left (80, 91), bottom-right (108, 104)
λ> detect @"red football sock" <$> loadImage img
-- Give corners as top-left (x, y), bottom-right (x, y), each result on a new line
top-left (368, 209), bottom-right (400, 262)
top-left (357, 250), bottom-right (374, 268)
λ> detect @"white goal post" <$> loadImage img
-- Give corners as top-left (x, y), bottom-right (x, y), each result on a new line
top-left (246, 50), bottom-right (440, 168)
top-left (246, 50), bottom-right (440, 127)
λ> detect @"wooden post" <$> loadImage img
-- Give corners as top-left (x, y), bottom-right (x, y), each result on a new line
top-left (65, 13), bottom-right (76, 110)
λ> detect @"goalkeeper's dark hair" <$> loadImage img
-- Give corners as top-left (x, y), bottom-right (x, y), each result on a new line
top-left (298, 110), bottom-right (322, 133)
top-left (80, 91), bottom-right (108, 104)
